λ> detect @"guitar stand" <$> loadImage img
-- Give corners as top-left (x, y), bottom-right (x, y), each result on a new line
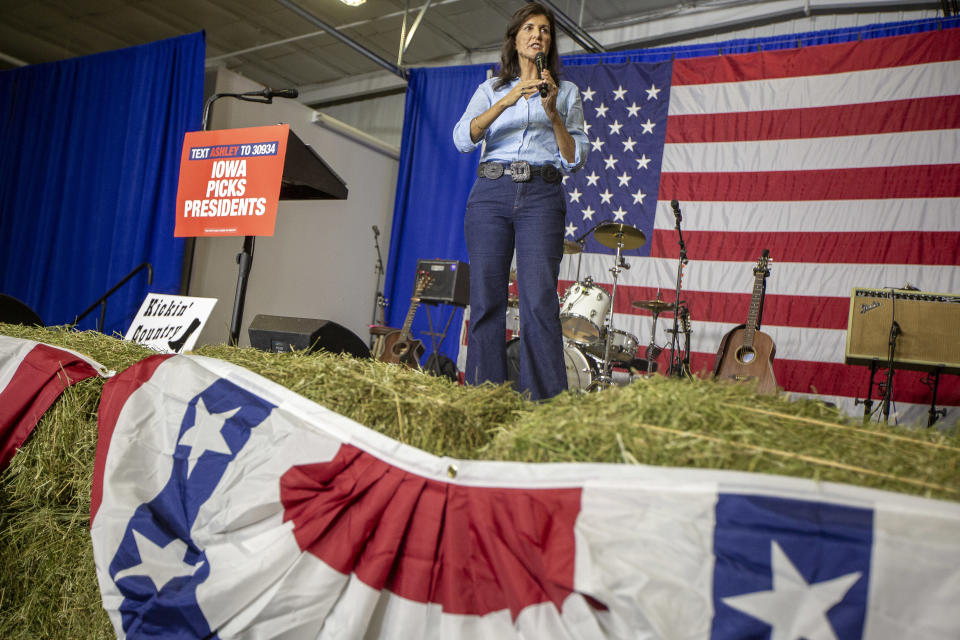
top-left (854, 359), bottom-right (878, 424)
top-left (421, 303), bottom-right (459, 377)
top-left (921, 367), bottom-right (948, 428)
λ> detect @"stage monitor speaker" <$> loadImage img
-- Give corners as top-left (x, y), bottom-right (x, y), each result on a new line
top-left (0, 294), bottom-right (44, 327)
top-left (845, 288), bottom-right (960, 374)
top-left (248, 315), bottom-right (370, 359)
top-left (417, 259), bottom-right (469, 307)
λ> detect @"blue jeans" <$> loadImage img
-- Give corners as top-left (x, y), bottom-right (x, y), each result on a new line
top-left (463, 175), bottom-right (567, 400)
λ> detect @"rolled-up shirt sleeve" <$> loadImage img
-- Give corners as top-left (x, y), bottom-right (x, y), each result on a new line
top-left (453, 83), bottom-right (492, 153)
top-left (559, 82), bottom-right (588, 173)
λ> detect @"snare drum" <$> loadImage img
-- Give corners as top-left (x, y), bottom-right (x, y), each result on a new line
top-left (587, 329), bottom-right (641, 363)
top-left (559, 280), bottom-right (611, 344)
top-left (563, 342), bottom-right (598, 391)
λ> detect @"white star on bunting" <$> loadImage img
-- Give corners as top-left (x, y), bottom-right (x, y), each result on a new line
top-left (646, 83), bottom-right (661, 100)
top-left (722, 541), bottom-right (862, 640)
top-left (114, 531), bottom-right (204, 593)
top-left (179, 397), bottom-right (239, 477)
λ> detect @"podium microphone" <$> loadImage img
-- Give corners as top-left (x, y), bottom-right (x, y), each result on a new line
top-left (534, 52), bottom-right (548, 98)
top-left (671, 199), bottom-right (682, 222)
top-left (263, 87), bottom-right (299, 100)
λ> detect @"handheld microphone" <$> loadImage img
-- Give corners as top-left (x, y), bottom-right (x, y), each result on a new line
top-left (534, 53), bottom-right (548, 98)
top-left (670, 199), bottom-right (682, 222)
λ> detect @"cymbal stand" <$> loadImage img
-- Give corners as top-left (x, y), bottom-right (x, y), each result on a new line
top-left (571, 221), bottom-right (606, 282)
top-left (590, 229), bottom-right (628, 390)
top-left (646, 309), bottom-right (662, 375)
top-left (667, 203), bottom-right (689, 377)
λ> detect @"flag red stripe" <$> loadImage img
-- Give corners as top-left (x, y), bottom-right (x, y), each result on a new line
top-left (665, 96), bottom-right (960, 143)
top-left (651, 229), bottom-right (960, 266)
top-left (671, 29), bottom-right (960, 85)
top-left (281, 444), bottom-right (581, 618)
top-left (659, 165), bottom-right (960, 201)
top-left (0, 344), bottom-right (99, 471)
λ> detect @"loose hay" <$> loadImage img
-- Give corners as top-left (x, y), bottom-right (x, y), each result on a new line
top-left (1, 323), bottom-right (957, 637)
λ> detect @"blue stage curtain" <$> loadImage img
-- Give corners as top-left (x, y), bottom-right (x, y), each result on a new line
top-left (0, 32), bottom-right (205, 333)
top-left (386, 17), bottom-right (956, 367)
top-left (385, 65), bottom-right (489, 360)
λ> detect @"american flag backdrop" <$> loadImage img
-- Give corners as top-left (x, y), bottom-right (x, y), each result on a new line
top-left (556, 28), bottom-right (960, 424)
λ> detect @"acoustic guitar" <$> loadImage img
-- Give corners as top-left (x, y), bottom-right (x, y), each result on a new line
top-left (713, 250), bottom-right (777, 394)
top-left (379, 273), bottom-right (430, 369)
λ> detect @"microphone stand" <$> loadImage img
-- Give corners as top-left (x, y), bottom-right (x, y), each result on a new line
top-left (667, 206), bottom-right (688, 377)
top-left (200, 88), bottom-right (300, 346)
top-left (370, 226), bottom-right (387, 347)
top-left (571, 219), bottom-right (611, 282)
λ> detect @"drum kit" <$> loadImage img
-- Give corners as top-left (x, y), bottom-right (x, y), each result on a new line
top-left (551, 222), bottom-right (677, 390)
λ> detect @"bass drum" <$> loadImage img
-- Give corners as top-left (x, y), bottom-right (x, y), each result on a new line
top-left (563, 342), bottom-right (598, 391)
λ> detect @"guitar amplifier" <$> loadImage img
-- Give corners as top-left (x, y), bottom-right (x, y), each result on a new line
top-left (417, 259), bottom-right (470, 307)
top-left (844, 288), bottom-right (960, 374)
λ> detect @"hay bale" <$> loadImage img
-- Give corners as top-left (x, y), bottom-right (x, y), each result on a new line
top-left (0, 323), bottom-right (957, 637)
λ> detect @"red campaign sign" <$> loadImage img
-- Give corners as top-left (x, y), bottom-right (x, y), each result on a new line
top-left (174, 125), bottom-right (289, 237)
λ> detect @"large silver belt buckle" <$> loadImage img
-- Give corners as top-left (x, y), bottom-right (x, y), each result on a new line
top-left (509, 161), bottom-right (531, 182)
top-left (481, 163), bottom-right (504, 179)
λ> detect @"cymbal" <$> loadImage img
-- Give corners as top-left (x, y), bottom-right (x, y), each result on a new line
top-left (631, 299), bottom-right (676, 313)
top-left (563, 240), bottom-right (583, 254)
top-left (593, 222), bottom-right (646, 250)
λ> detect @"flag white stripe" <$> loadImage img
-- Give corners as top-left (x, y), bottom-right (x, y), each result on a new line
top-left (0, 336), bottom-right (35, 391)
top-left (668, 60), bottom-right (960, 115)
top-left (651, 199), bottom-right (960, 233)
top-left (787, 392), bottom-right (960, 430)
top-left (660, 130), bottom-right (959, 173)
top-left (601, 312), bottom-right (847, 363)
top-left (560, 255), bottom-right (958, 297)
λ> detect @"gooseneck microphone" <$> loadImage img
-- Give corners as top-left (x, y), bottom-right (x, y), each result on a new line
top-left (534, 52), bottom-right (548, 98)
top-left (671, 199), bottom-right (682, 222)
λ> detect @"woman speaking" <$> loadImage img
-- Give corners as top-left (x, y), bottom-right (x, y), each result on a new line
top-left (453, 2), bottom-right (588, 400)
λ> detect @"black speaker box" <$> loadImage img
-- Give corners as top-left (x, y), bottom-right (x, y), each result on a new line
top-left (0, 294), bottom-right (44, 327)
top-left (417, 259), bottom-right (469, 306)
top-left (248, 315), bottom-right (370, 358)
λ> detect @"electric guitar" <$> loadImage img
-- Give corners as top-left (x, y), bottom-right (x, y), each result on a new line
top-left (713, 250), bottom-right (777, 394)
top-left (379, 273), bottom-right (430, 369)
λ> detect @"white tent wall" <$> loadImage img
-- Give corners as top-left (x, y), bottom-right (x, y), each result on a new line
top-left (188, 67), bottom-right (397, 349)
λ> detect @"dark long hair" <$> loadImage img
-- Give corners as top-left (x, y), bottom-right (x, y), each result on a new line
top-left (494, 3), bottom-right (561, 90)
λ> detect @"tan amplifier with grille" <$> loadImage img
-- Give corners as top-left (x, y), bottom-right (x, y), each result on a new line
top-left (845, 288), bottom-right (960, 374)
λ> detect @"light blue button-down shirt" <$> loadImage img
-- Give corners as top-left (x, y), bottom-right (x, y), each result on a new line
top-left (453, 77), bottom-right (589, 173)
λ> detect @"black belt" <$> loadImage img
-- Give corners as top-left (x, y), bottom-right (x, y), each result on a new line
top-left (478, 161), bottom-right (562, 183)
